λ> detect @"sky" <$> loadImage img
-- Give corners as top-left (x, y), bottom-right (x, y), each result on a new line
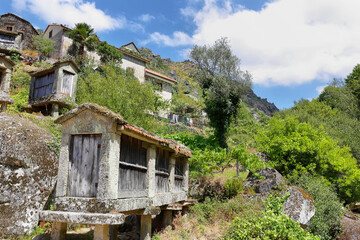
top-left (2, 0), bottom-right (360, 109)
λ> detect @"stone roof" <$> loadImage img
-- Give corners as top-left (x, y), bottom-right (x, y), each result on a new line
top-left (55, 103), bottom-right (192, 157)
top-left (118, 47), bottom-right (150, 63)
top-left (29, 60), bottom-right (80, 76)
top-left (0, 53), bottom-right (15, 66)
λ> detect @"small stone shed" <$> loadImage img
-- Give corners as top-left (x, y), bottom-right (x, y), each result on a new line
top-left (26, 60), bottom-right (79, 117)
top-left (0, 53), bottom-right (14, 112)
top-left (39, 103), bottom-right (192, 240)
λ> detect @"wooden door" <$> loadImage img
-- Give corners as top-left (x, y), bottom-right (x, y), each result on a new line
top-left (61, 71), bottom-right (74, 96)
top-left (67, 134), bottom-right (102, 197)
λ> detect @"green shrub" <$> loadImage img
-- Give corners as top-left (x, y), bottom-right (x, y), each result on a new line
top-left (8, 88), bottom-right (29, 112)
top-left (224, 177), bottom-right (244, 199)
top-left (10, 63), bottom-right (31, 93)
top-left (289, 173), bottom-right (343, 240)
top-left (76, 63), bottom-right (162, 130)
top-left (257, 117), bottom-right (360, 203)
top-left (224, 195), bottom-right (320, 240)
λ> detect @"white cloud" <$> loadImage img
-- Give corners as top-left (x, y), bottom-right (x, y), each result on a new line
top-left (147, 31), bottom-right (194, 47)
top-left (148, 0), bottom-right (360, 86)
top-left (316, 85), bottom-right (327, 94)
top-left (139, 14), bottom-right (155, 23)
top-left (11, 0), bottom-right (126, 31)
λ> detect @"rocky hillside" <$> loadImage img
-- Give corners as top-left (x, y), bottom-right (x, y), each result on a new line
top-left (139, 47), bottom-right (279, 117)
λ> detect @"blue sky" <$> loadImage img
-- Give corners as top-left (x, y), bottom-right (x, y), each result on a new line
top-left (3, 0), bottom-right (360, 109)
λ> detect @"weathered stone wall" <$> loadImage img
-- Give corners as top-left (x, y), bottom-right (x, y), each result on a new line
top-left (0, 13), bottom-right (38, 50)
top-left (0, 113), bottom-right (58, 237)
top-left (121, 54), bottom-right (146, 83)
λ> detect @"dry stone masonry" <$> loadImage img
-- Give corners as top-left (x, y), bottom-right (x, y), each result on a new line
top-left (0, 54), bottom-right (14, 112)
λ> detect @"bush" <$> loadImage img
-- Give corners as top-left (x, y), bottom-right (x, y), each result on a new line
top-left (257, 117), bottom-right (360, 203)
top-left (289, 173), bottom-right (343, 240)
top-left (76, 63), bottom-right (162, 130)
top-left (10, 63), bottom-right (31, 94)
top-left (224, 195), bottom-right (320, 240)
top-left (8, 88), bottom-right (29, 112)
top-left (224, 177), bottom-right (244, 199)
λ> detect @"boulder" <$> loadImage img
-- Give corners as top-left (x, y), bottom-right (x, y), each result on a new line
top-left (338, 214), bottom-right (360, 240)
top-left (0, 113), bottom-right (58, 237)
top-left (282, 186), bottom-right (315, 226)
top-left (245, 167), bottom-right (286, 193)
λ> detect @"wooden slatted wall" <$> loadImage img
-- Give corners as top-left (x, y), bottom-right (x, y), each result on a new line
top-left (33, 72), bottom-right (55, 99)
top-left (118, 134), bottom-right (147, 198)
top-left (155, 148), bottom-right (170, 193)
top-left (174, 158), bottom-right (185, 192)
top-left (67, 134), bottom-right (102, 197)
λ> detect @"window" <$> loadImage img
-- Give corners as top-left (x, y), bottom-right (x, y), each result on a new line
top-left (49, 30), bottom-right (53, 38)
top-left (6, 26), bottom-right (12, 31)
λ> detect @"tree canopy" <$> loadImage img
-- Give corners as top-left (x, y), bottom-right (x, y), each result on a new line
top-left (67, 23), bottom-right (98, 57)
top-left (190, 38), bottom-right (252, 148)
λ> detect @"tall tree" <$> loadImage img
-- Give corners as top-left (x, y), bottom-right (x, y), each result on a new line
top-left (32, 34), bottom-right (55, 60)
top-left (345, 64), bottom-right (360, 109)
top-left (190, 38), bottom-right (252, 148)
top-left (67, 23), bottom-right (98, 57)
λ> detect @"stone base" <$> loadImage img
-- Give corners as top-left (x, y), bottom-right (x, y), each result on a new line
top-left (39, 211), bottom-right (125, 225)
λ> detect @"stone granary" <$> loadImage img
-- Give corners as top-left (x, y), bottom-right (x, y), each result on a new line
top-left (38, 103), bottom-right (192, 240)
top-left (25, 60), bottom-right (79, 117)
top-left (0, 53), bottom-right (14, 112)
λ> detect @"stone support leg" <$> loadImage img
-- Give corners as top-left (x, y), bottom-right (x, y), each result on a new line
top-left (94, 224), bottom-right (110, 240)
top-left (140, 215), bottom-right (152, 240)
top-left (0, 103), bottom-right (7, 113)
top-left (109, 225), bottom-right (118, 240)
top-left (51, 103), bottom-right (59, 118)
top-left (162, 210), bottom-right (173, 228)
top-left (50, 222), bottom-right (67, 240)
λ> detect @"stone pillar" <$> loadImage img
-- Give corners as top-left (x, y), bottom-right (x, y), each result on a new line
top-left (50, 103), bottom-right (59, 118)
top-left (109, 225), bottom-right (117, 240)
top-left (0, 103), bottom-right (7, 112)
top-left (97, 132), bottom-right (120, 200)
top-left (162, 210), bottom-right (173, 228)
top-left (169, 156), bottom-right (175, 193)
top-left (146, 145), bottom-right (156, 198)
top-left (94, 224), bottom-right (110, 240)
top-left (183, 158), bottom-right (189, 192)
top-left (140, 215), bottom-right (152, 240)
top-left (56, 133), bottom-right (70, 197)
top-left (50, 222), bottom-right (67, 240)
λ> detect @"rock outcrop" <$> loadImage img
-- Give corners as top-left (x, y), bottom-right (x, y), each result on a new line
top-left (338, 213), bottom-right (360, 240)
top-left (282, 186), bottom-right (315, 226)
top-left (0, 113), bottom-right (58, 237)
top-left (245, 167), bottom-right (286, 193)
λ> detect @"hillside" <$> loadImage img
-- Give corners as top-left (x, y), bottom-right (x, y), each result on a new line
top-left (139, 47), bottom-right (279, 117)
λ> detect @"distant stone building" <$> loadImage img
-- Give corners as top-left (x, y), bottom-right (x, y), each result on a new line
top-left (119, 42), bottom-right (177, 101)
top-left (43, 24), bottom-right (101, 64)
top-left (43, 24), bottom-right (73, 59)
top-left (0, 13), bottom-right (38, 51)
top-left (25, 60), bottom-right (80, 117)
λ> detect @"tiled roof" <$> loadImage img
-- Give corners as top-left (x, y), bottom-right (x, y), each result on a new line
top-left (55, 103), bottom-right (192, 157)
top-left (145, 69), bottom-right (177, 84)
